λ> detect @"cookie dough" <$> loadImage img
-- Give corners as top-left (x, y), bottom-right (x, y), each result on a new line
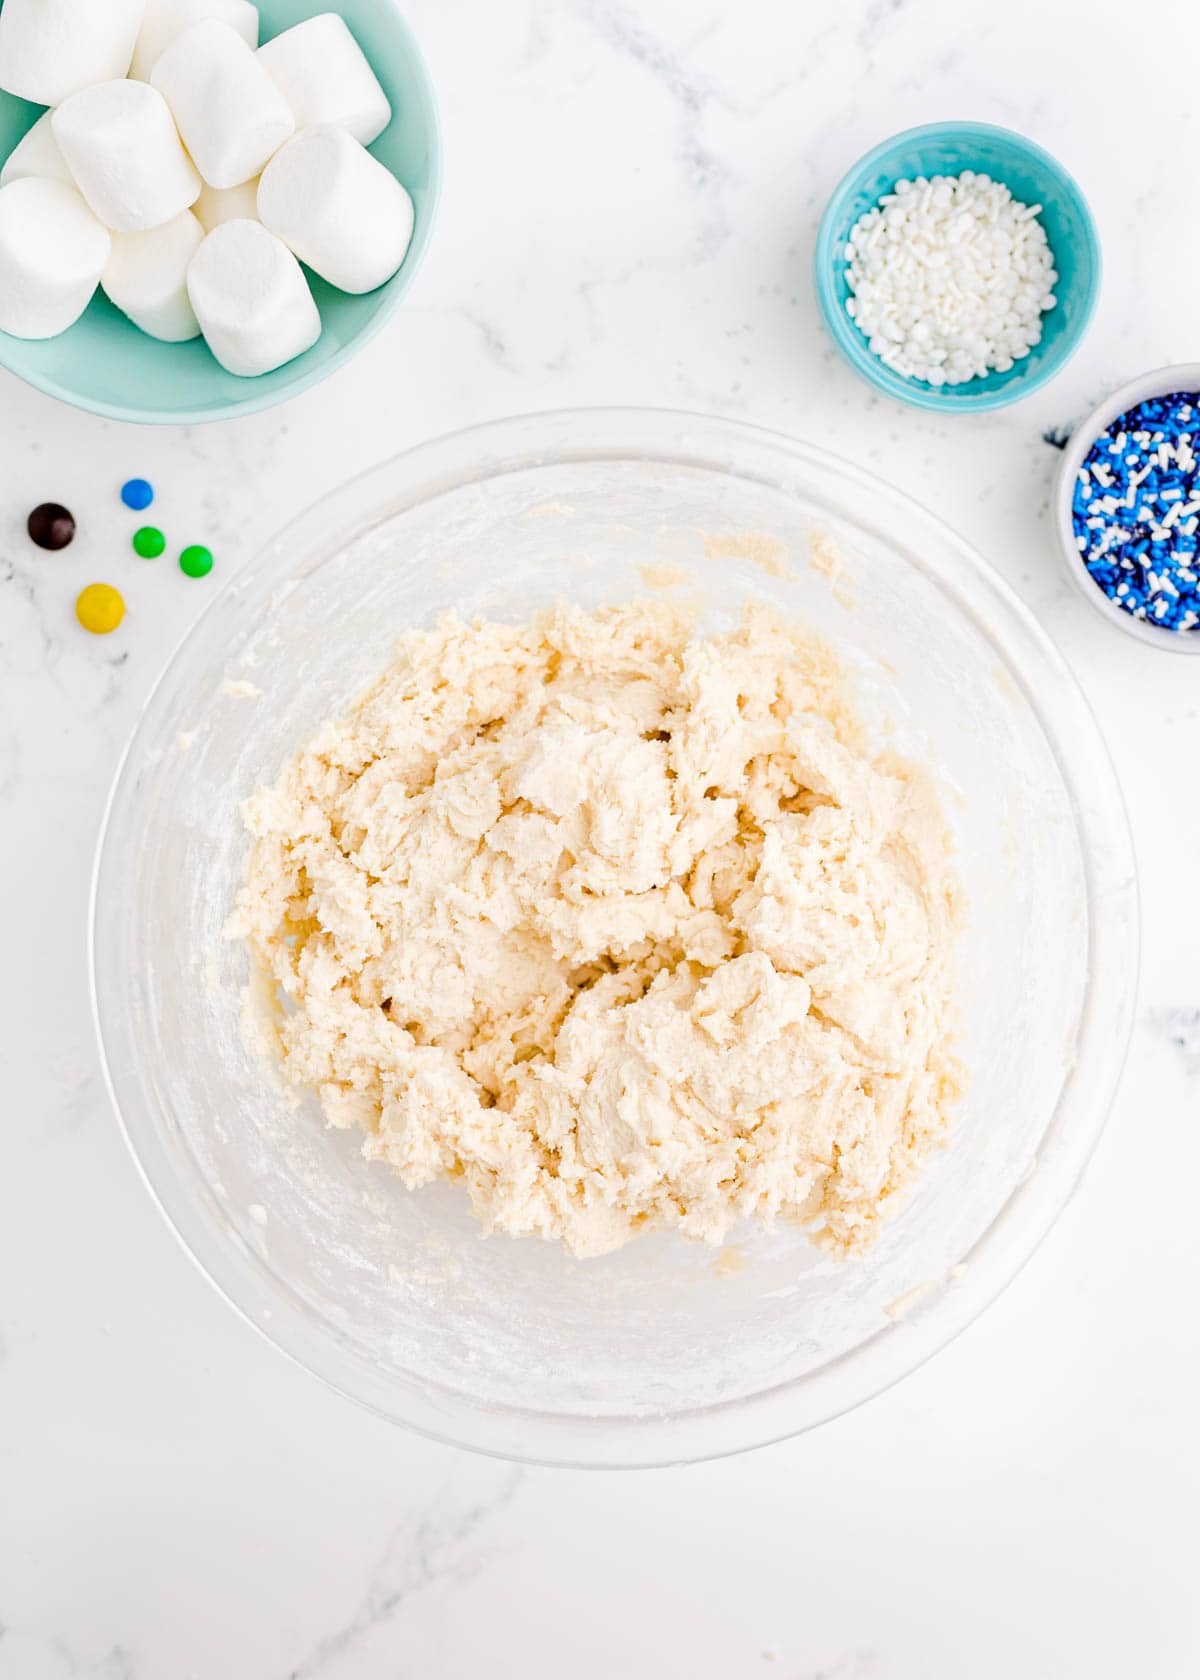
top-left (228, 600), bottom-right (962, 1259)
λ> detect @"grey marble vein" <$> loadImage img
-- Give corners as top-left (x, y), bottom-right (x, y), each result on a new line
top-left (1145, 1007), bottom-right (1200, 1081)
top-left (801, 1656), bottom-right (879, 1680)
top-left (1, 554), bottom-right (58, 662)
top-left (0, 1625), bottom-right (138, 1679)
top-left (456, 307), bottom-right (519, 372)
top-left (571, 0), bottom-right (732, 256)
top-left (285, 1468), bottom-right (523, 1680)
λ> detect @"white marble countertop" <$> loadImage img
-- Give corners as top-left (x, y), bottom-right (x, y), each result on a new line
top-left (2, 1), bottom-right (1198, 1675)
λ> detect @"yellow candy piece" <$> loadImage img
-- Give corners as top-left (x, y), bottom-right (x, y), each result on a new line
top-left (75, 582), bottom-right (125, 635)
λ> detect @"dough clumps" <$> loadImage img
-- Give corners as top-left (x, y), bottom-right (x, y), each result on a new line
top-left (229, 601), bottom-right (962, 1259)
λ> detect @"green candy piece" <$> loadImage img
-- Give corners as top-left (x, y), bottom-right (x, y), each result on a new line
top-left (133, 525), bottom-right (165, 558)
top-left (179, 544), bottom-right (214, 579)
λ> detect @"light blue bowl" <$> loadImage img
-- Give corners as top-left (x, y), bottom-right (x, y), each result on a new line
top-left (814, 121), bottom-right (1101, 413)
top-left (0, 0), bottom-right (442, 423)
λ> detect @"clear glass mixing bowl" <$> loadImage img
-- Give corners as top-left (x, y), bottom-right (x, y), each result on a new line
top-left (91, 409), bottom-right (1138, 1467)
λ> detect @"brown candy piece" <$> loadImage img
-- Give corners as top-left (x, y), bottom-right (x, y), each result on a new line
top-left (28, 502), bottom-right (76, 550)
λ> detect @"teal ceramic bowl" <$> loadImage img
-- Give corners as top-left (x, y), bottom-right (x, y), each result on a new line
top-left (814, 121), bottom-right (1101, 413)
top-left (0, 0), bottom-right (441, 423)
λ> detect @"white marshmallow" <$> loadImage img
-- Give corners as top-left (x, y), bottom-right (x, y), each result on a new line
top-left (187, 218), bottom-right (319, 376)
top-left (258, 126), bottom-right (413, 295)
top-left (194, 176), bottom-right (259, 232)
top-left (258, 14), bottom-right (390, 148)
top-left (0, 0), bottom-right (145, 106)
top-left (0, 178), bottom-right (110, 339)
top-left (53, 80), bottom-right (200, 233)
top-left (152, 19), bottom-right (293, 190)
top-left (0, 112), bottom-right (73, 189)
top-left (103, 208), bottom-right (204, 340)
top-left (130, 0), bottom-right (258, 81)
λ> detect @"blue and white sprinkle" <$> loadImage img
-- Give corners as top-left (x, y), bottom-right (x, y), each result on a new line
top-left (1072, 391), bottom-right (1200, 634)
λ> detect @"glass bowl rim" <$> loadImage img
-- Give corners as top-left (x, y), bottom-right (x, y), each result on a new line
top-left (90, 405), bottom-right (1140, 1467)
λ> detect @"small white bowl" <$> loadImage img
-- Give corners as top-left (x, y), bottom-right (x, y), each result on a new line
top-left (1054, 362), bottom-right (1200, 654)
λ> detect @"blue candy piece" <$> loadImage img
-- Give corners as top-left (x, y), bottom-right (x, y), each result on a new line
top-left (121, 477), bottom-right (154, 511)
top-left (1071, 390), bottom-right (1200, 634)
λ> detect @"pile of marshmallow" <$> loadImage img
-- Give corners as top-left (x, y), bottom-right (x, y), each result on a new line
top-left (0, 0), bottom-right (415, 376)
